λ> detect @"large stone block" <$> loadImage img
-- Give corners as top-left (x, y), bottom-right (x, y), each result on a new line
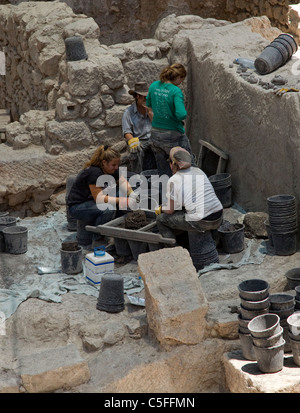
top-left (19, 344), bottom-right (90, 393)
top-left (138, 247), bottom-right (208, 347)
top-left (67, 60), bottom-right (100, 96)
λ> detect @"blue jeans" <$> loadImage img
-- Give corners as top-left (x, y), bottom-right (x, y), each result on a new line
top-left (150, 128), bottom-right (195, 177)
top-left (69, 200), bottom-right (115, 227)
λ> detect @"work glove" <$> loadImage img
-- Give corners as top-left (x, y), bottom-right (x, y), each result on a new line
top-left (155, 205), bottom-right (162, 215)
top-left (127, 137), bottom-right (140, 153)
top-left (274, 87), bottom-right (299, 96)
top-left (128, 190), bottom-right (140, 210)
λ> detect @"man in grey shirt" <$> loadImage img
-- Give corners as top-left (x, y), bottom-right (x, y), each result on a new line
top-left (122, 82), bottom-right (157, 173)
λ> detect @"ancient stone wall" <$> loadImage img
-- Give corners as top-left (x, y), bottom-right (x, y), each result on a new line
top-left (6, 0), bottom-right (300, 45)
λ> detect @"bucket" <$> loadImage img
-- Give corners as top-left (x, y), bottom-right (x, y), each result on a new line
top-left (209, 173), bottom-right (232, 208)
top-left (253, 340), bottom-right (285, 373)
top-left (238, 279), bottom-right (269, 302)
top-left (289, 337), bottom-right (300, 366)
top-left (96, 273), bottom-right (125, 313)
top-left (271, 230), bottom-right (297, 256)
top-left (2, 225), bottom-right (28, 254)
top-left (285, 268), bottom-right (300, 289)
top-left (239, 296), bottom-right (269, 311)
top-left (255, 33), bottom-right (298, 74)
top-left (65, 36), bottom-right (88, 62)
top-left (239, 330), bottom-right (256, 361)
top-left (60, 246), bottom-right (83, 274)
top-left (0, 216), bottom-right (17, 252)
top-left (252, 326), bottom-right (283, 348)
top-left (248, 313), bottom-right (280, 338)
top-left (188, 230), bottom-right (219, 271)
top-left (218, 223), bottom-right (244, 254)
top-left (269, 294), bottom-right (295, 311)
top-left (287, 313), bottom-right (300, 337)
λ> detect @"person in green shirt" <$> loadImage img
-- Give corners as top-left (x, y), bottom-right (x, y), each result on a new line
top-left (146, 63), bottom-right (194, 177)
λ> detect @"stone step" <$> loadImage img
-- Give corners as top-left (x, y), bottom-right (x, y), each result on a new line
top-left (18, 344), bottom-right (90, 393)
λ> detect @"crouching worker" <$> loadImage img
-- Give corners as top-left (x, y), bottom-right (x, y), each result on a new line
top-left (67, 145), bottom-right (137, 247)
top-left (155, 146), bottom-right (223, 244)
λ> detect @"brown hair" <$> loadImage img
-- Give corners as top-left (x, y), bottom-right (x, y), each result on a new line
top-left (84, 145), bottom-right (120, 168)
top-left (159, 63), bottom-right (187, 83)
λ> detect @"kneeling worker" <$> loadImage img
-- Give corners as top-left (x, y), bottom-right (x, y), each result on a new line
top-left (155, 146), bottom-right (223, 243)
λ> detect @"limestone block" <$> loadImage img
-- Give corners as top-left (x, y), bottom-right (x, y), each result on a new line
top-left (98, 54), bottom-right (125, 90)
top-left (8, 191), bottom-right (27, 207)
top-left (19, 344), bottom-right (90, 393)
top-left (87, 94), bottom-right (103, 118)
top-left (63, 17), bottom-right (100, 39)
top-left (105, 105), bottom-right (129, 127)
top-left (101, 94), bottom-right (115, 109)
top-left (67, 60), bottom-right (100, 96)
top-left (114, 85), bottom-right (133, 105)
top-left (45, 120), bottom-right (94, 150)
top-left (138, 247), bottom-right (209, 347)
top-left (124, 57), bottom-right (169, 88)
top-left (224, 350), bottom-right (300, 393)
top-left (38, 46), bottom-right (63, 77)
top-left (56, 97), bottom-right (80, 120)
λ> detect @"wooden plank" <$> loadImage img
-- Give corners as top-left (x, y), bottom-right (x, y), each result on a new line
top-left (198, 139), bottom-right (228, 160)
top-left (85, 224), bottom-right (175, 245)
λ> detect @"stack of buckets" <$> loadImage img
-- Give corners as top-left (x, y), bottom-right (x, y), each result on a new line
top-left (269, 293), bottom-right (295, 352)
top-left (248, 313), bottom-right (285, 373)
top-left (238, 279), bottom-right (270, 361)
top-left (208, 173), bottom-right (232, 208)
top-left (267, 194), bottom-right (298, 256)
top-left (188, 230), bottom-right (219, 271)
top-left (287, 313), bottom-right (300, 366)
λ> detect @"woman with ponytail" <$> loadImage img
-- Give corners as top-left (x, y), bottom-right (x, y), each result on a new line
top-left (67, 145), bottom-right (136, 247)
top-left (146, 63), bottom-right (194, 177)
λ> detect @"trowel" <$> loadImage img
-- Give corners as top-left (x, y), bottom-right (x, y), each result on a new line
top-left (37, 266), bottom-right (62, 275)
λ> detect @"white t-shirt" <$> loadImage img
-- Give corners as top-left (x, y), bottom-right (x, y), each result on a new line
top-left (165, 167), bottom-right (222, 221)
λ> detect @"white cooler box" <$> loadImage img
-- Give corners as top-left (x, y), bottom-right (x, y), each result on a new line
top-left (85, 247), bottom-right (114, 286)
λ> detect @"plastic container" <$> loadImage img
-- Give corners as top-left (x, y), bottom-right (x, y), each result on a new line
top-left (285, 268), bottom-right (300, 289)
top-left (218, 223), bottom-right (244, 254)
top-left (238, 279), bottom-right (269, 302)
top-left (96, 273), bottom-right (124, 313)
top-left (248, 313), bottom-right (281, 339)
top-left (60, 246), bottom-right (83, 274)
top-left (85, 246), bottom-right (114, 286)
top-left (3, 225), bottom-right (28, 254)
top-left (65, 36), bottom-right (88, 62)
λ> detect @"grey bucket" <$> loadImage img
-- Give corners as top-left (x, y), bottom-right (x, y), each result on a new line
top-left (60, 246), bottom-right (83, 274)
top-left (272, 230), bottom-right (297, 256)
top-left (253, 339), bottom-right (285, 373)
top-left (2, 225), bottom-right (28, 254)
top-left (255, 33), bottom-right (298, 75)
top-left (65, 36), bottom-right (88, 62)
top-left (0, 216), bottom-right (17, 252)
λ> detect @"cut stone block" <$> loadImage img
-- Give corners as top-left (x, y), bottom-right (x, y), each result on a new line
top-left (224, 350), bottom-right (300, 393)
top-left (138, 247), bottom-right (208, 348)
top-left (18, 344), bottom-right (90, 393)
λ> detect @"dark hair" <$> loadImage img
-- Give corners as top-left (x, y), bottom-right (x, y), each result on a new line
top-left (159, 63), bottom-right (187, 83)
top-left (84, 145), bottom-right (120, 168)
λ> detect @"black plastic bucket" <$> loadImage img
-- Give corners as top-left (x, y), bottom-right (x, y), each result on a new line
top-left (209, 173), bottom-right (232, 208)
top-left (65, 36), bottom-right (88, 62)
top-left (96, 273), bottom-right (125, 313)
top-left (255, 33), bottom-right (298, 75)
top-left (272, 230), bottom-right (297, 256)
top-left (218, 223), bottom-right (245, 254)
top-left (0, 217), bottom-right (17, 252)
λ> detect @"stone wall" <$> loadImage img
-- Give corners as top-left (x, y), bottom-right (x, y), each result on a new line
top-left (6, 0), bottom-right (300, 45)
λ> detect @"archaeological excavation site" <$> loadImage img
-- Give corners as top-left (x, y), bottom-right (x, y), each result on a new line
top-left (1, 0), bottom-right (300, 395)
